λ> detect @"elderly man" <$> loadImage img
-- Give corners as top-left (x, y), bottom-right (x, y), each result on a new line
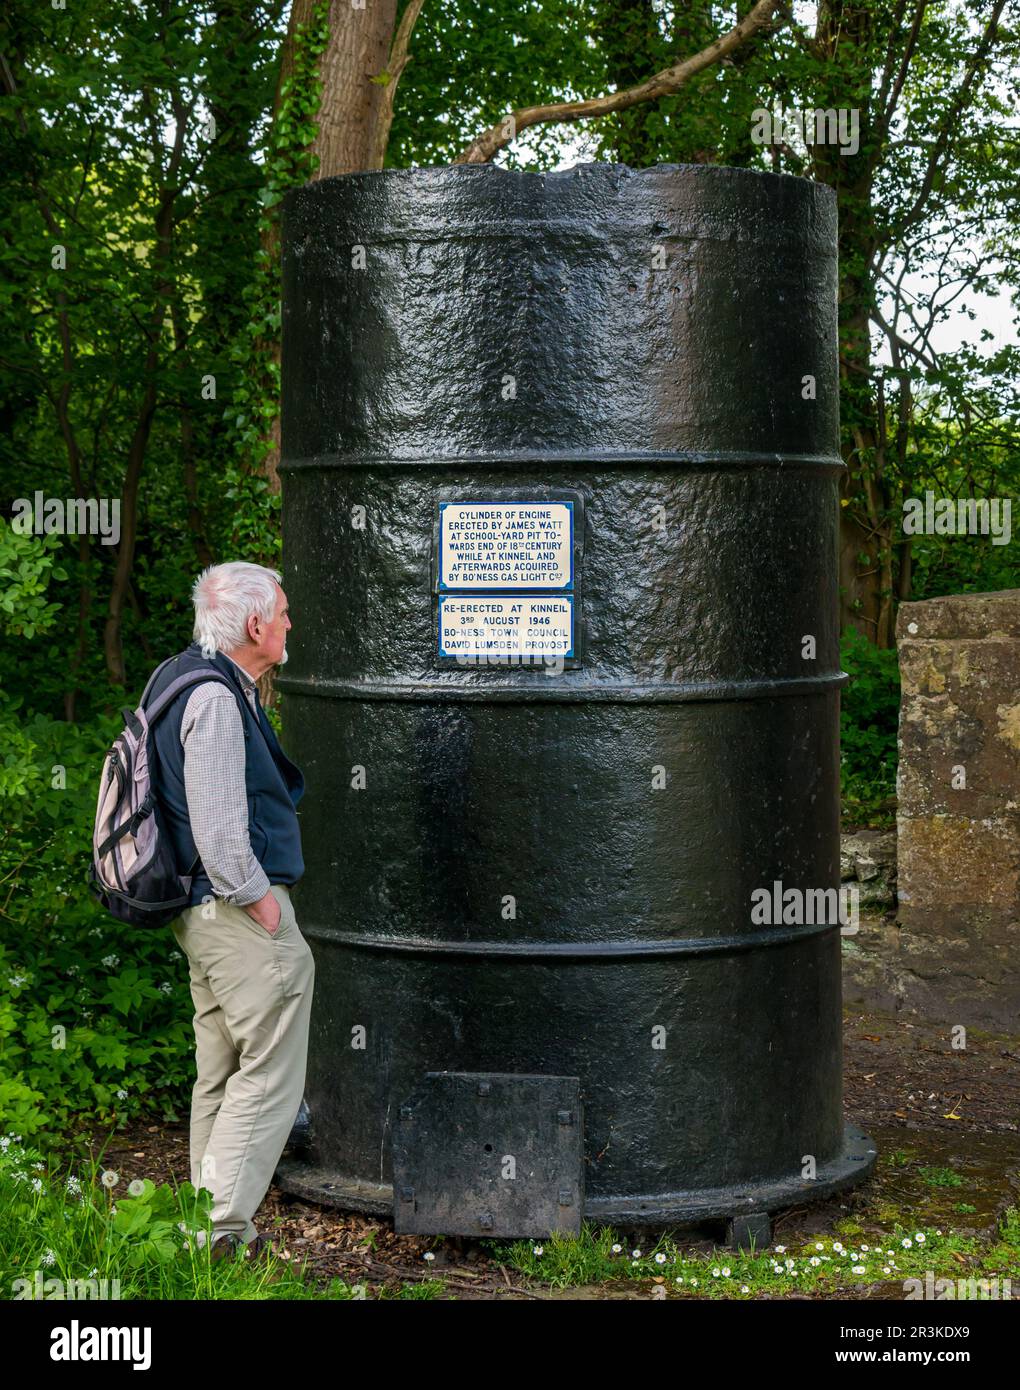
top-left (147, 560), bottom-right (314, 1260)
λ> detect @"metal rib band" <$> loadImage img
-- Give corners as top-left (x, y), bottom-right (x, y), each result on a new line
top-left (301, 921), bottom-right (841, 958)
top-left (275, 671), bottom-right (848, 704)
top-left (279, 449), bottom-right (844, 473)
top-left (287, 216), bottom-right (836, 247)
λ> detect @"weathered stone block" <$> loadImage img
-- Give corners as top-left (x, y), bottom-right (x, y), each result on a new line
top-left (877, 590), bottom-right (1020, 1028)
top-left (840, 829), bottom-right (897, 910)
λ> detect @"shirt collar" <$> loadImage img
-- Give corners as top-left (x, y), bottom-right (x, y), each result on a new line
top-left (221, 651), bottom-right (258, 693)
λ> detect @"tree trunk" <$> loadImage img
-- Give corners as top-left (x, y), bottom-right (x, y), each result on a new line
top-left (259, 0), bottom-right (401, 497)
top-left (812, 0), bottom-right (893, 643)
top-left (313, 0), bottom-right (400, 178)
top-left (103, 189), bottom-right (177, 685)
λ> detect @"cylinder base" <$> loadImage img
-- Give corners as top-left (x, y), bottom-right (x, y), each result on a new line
top-left (274, 1120), bottom-right (876, 1232)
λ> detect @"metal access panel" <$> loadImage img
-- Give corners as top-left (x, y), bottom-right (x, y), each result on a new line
top-left (392, 1072), bottom-right (583, 1237)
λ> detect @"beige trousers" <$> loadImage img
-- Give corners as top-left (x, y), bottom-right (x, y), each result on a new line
top-left (170, 883), bottom-right (315, 1244)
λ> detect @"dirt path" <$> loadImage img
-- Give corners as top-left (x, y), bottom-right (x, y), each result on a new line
top-left (69, 1005), bottom-right (1020, 1299)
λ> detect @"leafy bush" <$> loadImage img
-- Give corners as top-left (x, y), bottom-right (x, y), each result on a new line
top-left (0, 526), bottom-right (67, 639)
top-left (0, 690), bottom-right (195, 1144)
top-left (0, 1133), bottom-right (367, 1299)
top-left (839, 628), bottom-right (901, 826)
top-left (908, 527), bottom-right (1019, 602)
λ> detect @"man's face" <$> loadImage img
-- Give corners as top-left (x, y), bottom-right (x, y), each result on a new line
top-left (251, 583), bottom-right (291, 666)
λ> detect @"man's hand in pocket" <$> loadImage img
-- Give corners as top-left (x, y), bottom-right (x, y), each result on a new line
top-left (244, 889), bottom-right (282, 934)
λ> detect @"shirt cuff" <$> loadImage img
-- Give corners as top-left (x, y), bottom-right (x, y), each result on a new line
top-left (222, 864), bottom-right (272, 908)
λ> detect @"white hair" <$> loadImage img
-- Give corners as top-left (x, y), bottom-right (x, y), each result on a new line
top-left (191, 561), bottom-right (282, 659)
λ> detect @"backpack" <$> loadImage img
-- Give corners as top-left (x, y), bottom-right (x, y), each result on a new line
top-left (87, 653), bottom-right (250, 928)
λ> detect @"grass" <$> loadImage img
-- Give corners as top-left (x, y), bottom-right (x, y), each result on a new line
top-left (4, 1130), bottom-right (1016, 1300)
top-left (919, 1165), bottom-right (966, 1188)
top-left (0, 1133), bottom-right (439, 1301)
top-left (482, 1211), bottom-right (1020, 1298)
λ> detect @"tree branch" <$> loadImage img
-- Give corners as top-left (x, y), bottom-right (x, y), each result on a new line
top-left (370, 0), bottom-right (427, 168)
top-left (876, 0), bottom-right (928, 144)
top-left (455, 0), bottom-right (784, 164)
top-left (893, 0), bottom-right (1007, 238)
top-left (772, 0), bottom-right (821, 58)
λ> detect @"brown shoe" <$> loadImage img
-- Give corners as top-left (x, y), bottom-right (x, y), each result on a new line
top-left (210, 1230), bottom-right (286, 1270)
top-left (210, 1232), bottom-right (246, 1262)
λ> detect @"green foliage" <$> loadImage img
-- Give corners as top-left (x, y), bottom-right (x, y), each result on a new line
top-left (0, 0), bottom-right (1017, 1150)
top-left (0, 1135), bottom-right (374, 1299)
top-left (222, 0), bottom-right (330, 563)
top-left (485, 1215), bottom-right (1011, 1297)
top-left (904, 400), bottom-right (1020, 600)
top-left (387, 0), bottom-right (607, 170)
top-left (0, 686), bottom-right (195, 1142)
top-left (0, 525), bottom-right (66, 639)
top-left (919, 1166), bottom-right (965, 1189)
top-left (0, 1), bottom-right (291, 708)
top-left (840, 627), bottom-right (901, 826)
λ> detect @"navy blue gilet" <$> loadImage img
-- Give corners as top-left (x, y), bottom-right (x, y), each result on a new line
top-left (147, 641), bottom-right (305, 908)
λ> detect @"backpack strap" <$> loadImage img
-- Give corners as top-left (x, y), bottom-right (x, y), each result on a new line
top-left (140, 660), bottom-right (262, 882)
top-left (144, 670), bottom-right (250, 728)
top-left (138, 654), bottom-right (178, 709)
top-left (97, 792), bottom-right (155, 857)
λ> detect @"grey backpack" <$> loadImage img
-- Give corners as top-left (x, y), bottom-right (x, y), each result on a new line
top-left (87, 654), bottom-right (247, 927)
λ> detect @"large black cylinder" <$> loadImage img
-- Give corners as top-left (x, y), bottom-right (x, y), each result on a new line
top-left (275, 163), bottom-right (876, 1235)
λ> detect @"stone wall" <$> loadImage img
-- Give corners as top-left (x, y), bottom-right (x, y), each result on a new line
top-left (841, 589), bottom-right (1020, 1031)
top-left (841, 830), bottom-right (896, 911)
